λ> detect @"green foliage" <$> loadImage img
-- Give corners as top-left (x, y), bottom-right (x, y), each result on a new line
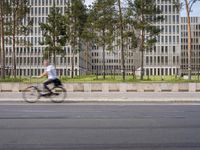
top-left (1, 75), bottom-right (200, 83)
top-left (64, 0), bottom-right (87, 78)
top-left (127, 0), bottom-right (164, 48)
top-left (8, 0), bottom-right (32, 36)
top-left (40, 3), bottom-right (67, 65)
top-left (127, 0), bottom-right (164, 80)
top-left (0, 77), bottom-right (24, 82)
top-left (1, 0), bottom-right (33, 78)
top-left (64, 0), bottom-right (87, 48)
top-left (87, 0), bottom-right (117, 79)
top-left (81, 8), bottom-right (96, 44)
top-left (89, 0), bottom-right (116, 48)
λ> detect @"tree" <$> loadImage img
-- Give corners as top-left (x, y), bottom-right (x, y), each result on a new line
top-left (8, 0), bottom-right (31, 78)
top-left (81, 6), bottom-right (96, 75)
top-left (116, 0), bottom-right (126, 80)
top-left (182, 0), bottom-right (200, 80)
top-left (0, 1), bottom-right (10, 79)
top-left (127, 0), bottom-right (164, 80)
top-left (64, 0), bottom-right (87, 78)
top-left (89, 0), bottom-right (116, 79)
top-left (40, 3), bottom-right (66, 67)
top-left (115, 0), bottom-right (138, 81)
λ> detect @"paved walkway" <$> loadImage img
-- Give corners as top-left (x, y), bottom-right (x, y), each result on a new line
top-left (0, 92), bottom-right (200, 102)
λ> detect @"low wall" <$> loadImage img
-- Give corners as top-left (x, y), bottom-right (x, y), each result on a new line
top-left (0, 82), bottom-right (200, 92)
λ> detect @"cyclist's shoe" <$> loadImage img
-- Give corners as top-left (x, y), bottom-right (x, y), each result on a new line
top-left (53, 93), bottom-right (59, 96)
top-left (40, 92), bottom-right (53, 97)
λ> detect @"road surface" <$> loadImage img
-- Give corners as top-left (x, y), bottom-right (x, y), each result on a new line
top-left (0, 103), bottom-right (200, 150)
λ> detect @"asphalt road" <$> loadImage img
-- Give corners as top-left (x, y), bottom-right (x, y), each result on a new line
top-left (0, 103), bottom-right (200, 150)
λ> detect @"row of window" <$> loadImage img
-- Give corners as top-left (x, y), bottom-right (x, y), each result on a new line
top-left (160, 25), bottom-right (179, 34)
top-left (29, 0), bottom-right (68, 6)
top-left (5, 57), bottom-right (79, 66)
top-left (5, 47), bottom-right (72, 56)
top-left (181, 58), bottom-right (200, 64)
top-left (145, 68), bottom-right (179, 76)
top-left (181, 17), bottom-right (200, 24)
top-left (181, 38), bottom-right (199, 44)
top-left (157, 35), bottom-right (179, 44)
top-left (181, 45), bottom-right (200, 51)
top-left (92, 59), bottom-right (136, 64)
top-left (91, 67), bottom-right (180, 76)
top-left (163, 15), bottom-right (179, 24)
top-left (181, 25), bottom-right (200, 31)
top-left (145, 56), bottom-right (179, 65)
top-left (11, 68), bottom-right (79, 77)
top-left (30, 6), bottom-right (65, 16)
top-left (145, 46), bottom-right (176, 54)
top-left (181, 31), bottom-right (200, 37)
top-left (157, 0), bottom-right (178, 5)
top-left (158, 5), bottom-right (179, 14)
top-left (181, 65), bottom-right (200, 70)
top-left (92, 65), bottom-right (135, 71)
top-left (182, 52), bottom-right (200, 57)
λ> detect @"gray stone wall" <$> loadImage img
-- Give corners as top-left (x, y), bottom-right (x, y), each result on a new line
top-left (0, 83), bottom-right (200, 93)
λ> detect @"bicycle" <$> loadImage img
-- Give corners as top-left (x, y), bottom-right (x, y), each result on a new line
top-left (22, 81), bottom-right (67, 103)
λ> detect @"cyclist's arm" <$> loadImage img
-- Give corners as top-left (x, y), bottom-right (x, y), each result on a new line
top-left (38, 71), bottom-right (48, 78)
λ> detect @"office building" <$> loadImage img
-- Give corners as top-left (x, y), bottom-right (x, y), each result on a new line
top-left (3, 0), bottom-right (91, 77)
top-left (181, 17), bottom-right (200, 75)
top-left (144, 0), bottom-right (181, 76)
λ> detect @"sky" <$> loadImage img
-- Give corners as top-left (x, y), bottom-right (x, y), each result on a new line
top-left (85, 0), bottom-right (200, 17)
top-left (85, 0), bottom-right (93, 6)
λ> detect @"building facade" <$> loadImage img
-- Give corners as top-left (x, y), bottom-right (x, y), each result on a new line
top-left (3, 0), bottom-right (91, 77)
top-left (181, 17), bottom-right (200, 75)
top-left (3, 0), bottom-right (194, 78)
top-left (144, 0), bottom-right (181, 76)
top-left (92, 0), bottom-right (181, 76)
top-left (91, 42), bottom-right (140, 76)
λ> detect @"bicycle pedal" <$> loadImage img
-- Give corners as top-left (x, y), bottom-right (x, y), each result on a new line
top-left (40, 93), bottom-right (51, 97)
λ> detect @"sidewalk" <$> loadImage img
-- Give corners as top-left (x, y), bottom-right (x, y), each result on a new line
top-left (1, 92), bottom-right (200, 102)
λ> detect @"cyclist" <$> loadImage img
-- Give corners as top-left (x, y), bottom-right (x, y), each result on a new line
top-left (38, 59), bottom-right (62, 96)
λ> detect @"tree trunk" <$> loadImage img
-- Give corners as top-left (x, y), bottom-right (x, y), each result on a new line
top-left (117, 0), bottom-right (125, 81)
top-left (103, 44), bottom-right (106, 79)
top-left (53, 50), bottom-right (56, 68)
top-left (71, 45), bottom-right (75, 78)
top-left (140, 29), bottom-right (145, 80)
top-left (0, 24), bottom-right (1, 78)
top-left (103, 30), bottom-right (106, 79)
top-left (12, 13), bottom-right (16, 79)
top-left (85, 42), bottom-right (88, 75)
top-left (0, 1), bottom-right (5, 79)
top-left (140, 0), bottom-right (145, 80)
top-left (185, 0), bottom-right (192, 80)
top-left (53, 36), bottom-right (56, 68)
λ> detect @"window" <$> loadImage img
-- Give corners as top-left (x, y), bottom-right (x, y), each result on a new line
top-left (165, 46), bottom-right (168, 53)
top-left (173, 46), bottom-right (176, 53)
top-left (165, 56), bottom-right (168, 64)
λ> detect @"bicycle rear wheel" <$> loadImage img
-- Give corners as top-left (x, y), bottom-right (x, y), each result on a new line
top-left (50, 86), bottom-right (66, 103)
top-left (22, 86), bottom-right (40, 103)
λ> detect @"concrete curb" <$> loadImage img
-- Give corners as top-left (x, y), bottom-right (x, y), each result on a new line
top-left (1, 92), bottom-right (200, 103)
top-left (1, 82), bottom-right (200, 93)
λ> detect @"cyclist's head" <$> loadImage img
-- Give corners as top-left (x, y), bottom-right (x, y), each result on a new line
top-left (43, 59), bottom-right (49, 67)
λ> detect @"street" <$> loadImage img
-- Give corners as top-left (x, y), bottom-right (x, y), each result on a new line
top-left (0, 103), bottom-right (200, 150)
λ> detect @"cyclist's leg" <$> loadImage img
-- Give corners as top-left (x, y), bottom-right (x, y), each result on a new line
top-left (53, 78), bottom-right (62, 87)
top-left (43, 79), bottom-right (53, 94)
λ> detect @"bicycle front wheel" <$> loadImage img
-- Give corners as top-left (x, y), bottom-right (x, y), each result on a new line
top-left (50, 86), bottom-right (66, 103)
top-left (22, 86), bottom-right (40, 103)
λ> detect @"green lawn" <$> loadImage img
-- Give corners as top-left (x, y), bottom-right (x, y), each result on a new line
top-left (1, 75), bottom-right (200, 83)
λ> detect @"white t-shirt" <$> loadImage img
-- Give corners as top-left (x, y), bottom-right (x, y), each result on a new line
top-left (46, 65), bottom-right (57, 80)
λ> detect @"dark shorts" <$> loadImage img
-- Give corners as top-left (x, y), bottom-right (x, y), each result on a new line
top-left (44, 78), bottom-right (62, 87)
